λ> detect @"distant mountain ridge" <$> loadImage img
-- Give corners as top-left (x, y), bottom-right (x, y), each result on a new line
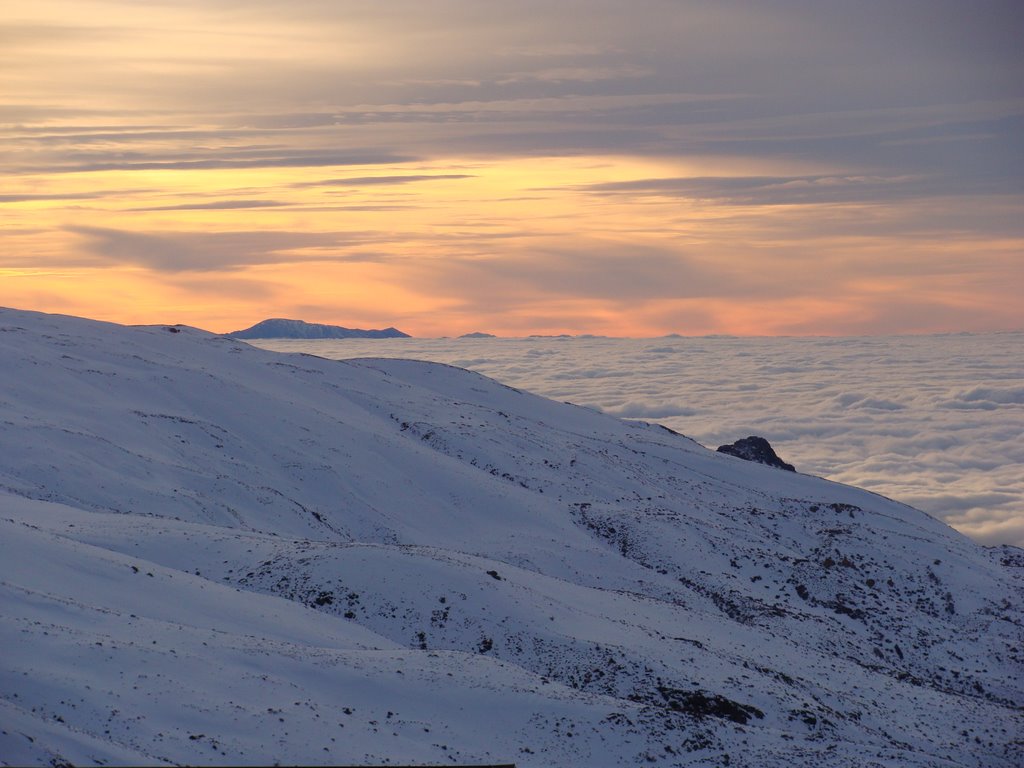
top-left (230, 317), bottom-right (409, 339)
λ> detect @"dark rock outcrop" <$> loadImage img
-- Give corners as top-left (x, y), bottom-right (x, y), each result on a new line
top-left (656, 686), bottom-right (765, 724)
top-left (717, 435), bottom-right (795, 472)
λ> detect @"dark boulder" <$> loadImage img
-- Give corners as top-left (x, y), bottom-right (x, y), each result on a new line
top-left (716, 435), bottom-right (795, 472)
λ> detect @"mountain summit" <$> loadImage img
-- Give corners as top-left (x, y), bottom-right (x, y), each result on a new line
top-left (229, 317), bottom-right (410, 339)
top-left (0, 307), bottom-right (1019, 767)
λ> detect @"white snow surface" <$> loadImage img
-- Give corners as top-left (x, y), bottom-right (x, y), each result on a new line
top-left (1, 308), bottom-right (1021, 767)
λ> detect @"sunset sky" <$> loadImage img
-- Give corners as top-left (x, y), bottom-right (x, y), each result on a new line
top-left (2, 0), bottom-right (1022, 336)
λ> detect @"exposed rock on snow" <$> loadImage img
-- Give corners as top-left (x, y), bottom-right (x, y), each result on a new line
top-left (0, 307), bottom-right (1020, 767)
top-left (717, 435), bottom-right (796, 472)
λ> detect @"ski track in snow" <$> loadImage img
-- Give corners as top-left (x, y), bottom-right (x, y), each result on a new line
top-left (0, 308), bottom-right (1021, 767)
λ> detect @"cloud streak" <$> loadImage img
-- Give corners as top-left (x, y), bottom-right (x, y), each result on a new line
top-left (293, 174), bottom-right (475, 188)
top-left (10, 152), bottom-right (416, 175)
top-left (577, 175), bottom-right (957, 205)
top-left (129, 200), bottom-right (290, 212)
top-left (66, 226), bottom-right (375, 272)
top-left (0, 193), bottom-right (110, 203)
top-left (401, 243), bottom-right (781, 310)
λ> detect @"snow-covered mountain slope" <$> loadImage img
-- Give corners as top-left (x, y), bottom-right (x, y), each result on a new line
top-left (1, 307), bottom-right (1020, 767)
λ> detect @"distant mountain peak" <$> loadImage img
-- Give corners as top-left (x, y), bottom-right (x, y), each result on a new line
top-left (229, 318), bottom-right (409, 339)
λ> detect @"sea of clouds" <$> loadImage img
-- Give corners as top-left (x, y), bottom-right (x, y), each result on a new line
top-left (251, 333), bottom-right (1024, 548)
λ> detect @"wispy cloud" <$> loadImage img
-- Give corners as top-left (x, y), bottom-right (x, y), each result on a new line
top-left (577, 174), bottom-right (939, 205)
top-left (400, 241), bottom-right (789, 313)
top-left (0, 193), bottom-right (113, 203)
top-left (66, 226), bottom-right (377, 272)
top-left (293, 174), bottom-right (474, 188)
top-left (129, 200), bottom-right (290, 212)
top-left (11, 152), bottom-right (416, 175)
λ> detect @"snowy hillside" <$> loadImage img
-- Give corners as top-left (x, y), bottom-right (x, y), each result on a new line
top-left (1, 307), bottom-right (1020, 767)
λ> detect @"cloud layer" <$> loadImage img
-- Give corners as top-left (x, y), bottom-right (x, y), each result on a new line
top-left (250, 333), bottom-right (1024, 548)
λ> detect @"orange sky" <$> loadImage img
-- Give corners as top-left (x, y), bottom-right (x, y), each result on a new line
top-left (2, 1), bottom-right (1022, 336)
